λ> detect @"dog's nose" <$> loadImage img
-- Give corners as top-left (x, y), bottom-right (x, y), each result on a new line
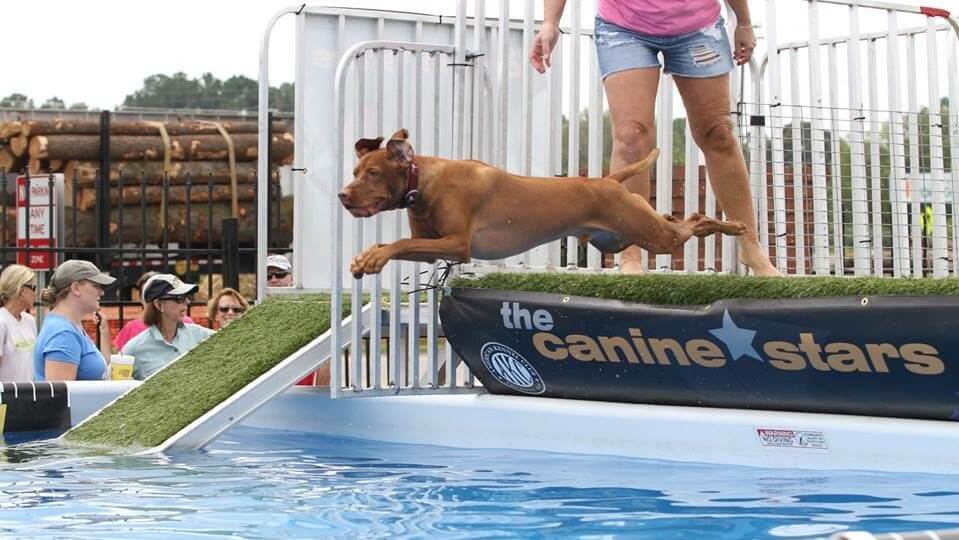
top-left (338, 190), bottom-right (350, 203)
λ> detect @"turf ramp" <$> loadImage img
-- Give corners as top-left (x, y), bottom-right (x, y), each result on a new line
top-left (65, 295), bottom-right (363, 452)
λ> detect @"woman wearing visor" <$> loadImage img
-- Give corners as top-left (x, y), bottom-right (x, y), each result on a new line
top-left (121, 274), bottom-right (214, 380)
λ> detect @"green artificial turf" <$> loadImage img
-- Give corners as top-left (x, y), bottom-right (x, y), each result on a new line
top-left (66, 294), bottom-right (341, 449)
top-left (451, 273), bottom-right (959, 305)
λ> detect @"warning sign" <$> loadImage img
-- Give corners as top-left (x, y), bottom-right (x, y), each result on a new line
top-left (757, 428), bottom-right (828, 449)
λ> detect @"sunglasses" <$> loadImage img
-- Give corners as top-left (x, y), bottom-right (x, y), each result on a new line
top-left (267, 271), bottom-right (289, 280)
top-left (218, 306), bottom-right (246, 314)
top-left (159, 296), bottom-right (189, 304)
top-left (22, 284), bottom-right (36, 291)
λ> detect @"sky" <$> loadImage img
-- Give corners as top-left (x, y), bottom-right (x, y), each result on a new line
top-left (2, 0), bottom-right (951, 111)
top-left (3, 0), bottom-right (455, 110)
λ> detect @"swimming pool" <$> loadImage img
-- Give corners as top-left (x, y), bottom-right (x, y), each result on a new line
top-left (2, 426), bottom-right (958, 538)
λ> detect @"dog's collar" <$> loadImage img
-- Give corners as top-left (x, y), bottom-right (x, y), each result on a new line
top-left (398, 157), bottom-right (420, 208)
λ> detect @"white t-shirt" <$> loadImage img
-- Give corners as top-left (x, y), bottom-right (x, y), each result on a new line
top-left (0, 306), bottom-right (37, 381)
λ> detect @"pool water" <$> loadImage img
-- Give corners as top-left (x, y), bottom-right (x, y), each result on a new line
top-left (1, 427), bottom-right (958, 539)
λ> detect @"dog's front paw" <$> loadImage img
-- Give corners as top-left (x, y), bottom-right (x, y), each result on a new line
top-left (360, 246), bottom-right (391, 276)
top-left (352, 245), bottom-right (391, 278)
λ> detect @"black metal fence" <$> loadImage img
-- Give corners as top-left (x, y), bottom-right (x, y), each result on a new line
top-left (0, 111), bottom-right (291, 331)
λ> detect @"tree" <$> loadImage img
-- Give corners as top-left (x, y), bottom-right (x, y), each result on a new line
top-left (123, 72), bottom-right (294, 112)
top-left (901, 98), bottom-right (951, 175)
top-left (68, 102), bottom-right (89, 111)
top-left (219, 75), bottom-right (258, 110)
top-left (270, 83), bottom-right (294, 113)
top-left (124, 72), bottom-right (204, 109)
top-left (40, 97), bottom-right (66, 109)
top-left (0, 93), bottom-right (33, 108)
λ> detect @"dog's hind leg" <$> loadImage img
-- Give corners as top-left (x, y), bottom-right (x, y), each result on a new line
top-left (596, 191), bottom-right (746, 254)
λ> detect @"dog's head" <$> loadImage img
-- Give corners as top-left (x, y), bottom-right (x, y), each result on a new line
top-left (339, 129), bottom-right (415, 218)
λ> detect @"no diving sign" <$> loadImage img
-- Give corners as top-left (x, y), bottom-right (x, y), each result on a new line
top-left (16, 174), bottom-right (63, 271)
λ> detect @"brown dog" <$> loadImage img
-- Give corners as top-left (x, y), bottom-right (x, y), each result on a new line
top-left (340, 129), bottom-right (745, 278)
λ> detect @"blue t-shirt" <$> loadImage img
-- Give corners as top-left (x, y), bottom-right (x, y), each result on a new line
top-left (34, 312), bottom-right (107, 381)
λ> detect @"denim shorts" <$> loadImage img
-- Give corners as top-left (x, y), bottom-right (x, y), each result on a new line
top-left (594, 16), bottom-right (735, 80)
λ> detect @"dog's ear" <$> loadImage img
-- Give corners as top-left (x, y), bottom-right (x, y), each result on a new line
top-left (389, 128), bottom-right (409, 141)
top-left (354, 137), bottom-right (384, 158)
top-left (386, 138), bottom-right (414, 166)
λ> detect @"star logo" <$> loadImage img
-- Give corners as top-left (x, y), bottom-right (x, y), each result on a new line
top-left (709, 310), bottom-right (763, 362)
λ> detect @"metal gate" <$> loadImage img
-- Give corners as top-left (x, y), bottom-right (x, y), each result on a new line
top-left (745, 1), bottom-right (958, 277)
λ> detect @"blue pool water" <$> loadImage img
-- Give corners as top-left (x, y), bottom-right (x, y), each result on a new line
top-left (1, 427), bottom-right (958, 538)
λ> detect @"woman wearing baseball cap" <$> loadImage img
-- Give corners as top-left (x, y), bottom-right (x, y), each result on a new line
top-left (34, 259), bottom-right (116, 381)
top-left (112, 271), bottom-right (196, 351)
top-left (121, 273), bottom-right (214, 380)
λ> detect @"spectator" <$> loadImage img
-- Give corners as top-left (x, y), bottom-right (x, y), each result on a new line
top-left (0, 264), bottom-right (38, 381)
top-left (206, 288), bottom-right (248, 329)
top-left (266, 254), bottom-right (293, 287)
top-left (34, 260), bottom-right (115, 381)
top-left (113, 271), bottom-right (194, 351)
top-left (122, 274), bottom-right (213, 380)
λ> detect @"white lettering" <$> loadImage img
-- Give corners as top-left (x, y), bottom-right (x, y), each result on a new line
top-left (501, 302), bottom-right (554, 331)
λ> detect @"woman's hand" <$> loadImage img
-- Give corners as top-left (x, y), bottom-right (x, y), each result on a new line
top-left (95, 310), bottom-right (108, 330)
top-left (529, 23), bottom-right (561, 73)
top-left (733, 25), bottom-right (756, 65)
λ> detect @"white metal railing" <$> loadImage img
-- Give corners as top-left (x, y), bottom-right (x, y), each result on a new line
top-left (330, 39), bottom-right (477, 398)
top-left (748, 0), bottom-right (959, 277)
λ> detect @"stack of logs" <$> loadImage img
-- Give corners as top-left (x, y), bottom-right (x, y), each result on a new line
top-left (0, 119), bottom-right (294, 247)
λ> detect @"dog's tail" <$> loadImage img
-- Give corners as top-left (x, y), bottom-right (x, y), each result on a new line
top-left (605, 148), bottom-right (660, 184)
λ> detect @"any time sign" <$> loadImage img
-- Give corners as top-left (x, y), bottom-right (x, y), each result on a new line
top-left (16, 174), bottom-right (63, 270)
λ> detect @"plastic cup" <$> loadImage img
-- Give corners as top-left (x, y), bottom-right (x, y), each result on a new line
top-left (110, 354), bottom-right (135, 381)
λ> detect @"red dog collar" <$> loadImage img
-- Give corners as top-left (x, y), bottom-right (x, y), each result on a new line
top-left (400, 157), bottom-right (420, 208)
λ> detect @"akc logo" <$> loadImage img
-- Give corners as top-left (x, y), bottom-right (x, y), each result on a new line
top-left (480, 342), bottom-right (546, 395)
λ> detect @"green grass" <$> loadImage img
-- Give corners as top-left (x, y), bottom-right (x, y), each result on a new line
top-left (66, 294), bottom-right (341, 449)
top-left (451, 273), bottom-right (959, 305)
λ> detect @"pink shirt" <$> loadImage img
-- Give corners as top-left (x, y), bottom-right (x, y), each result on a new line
top-left (113, 315), bottom-right (195, 351)
top-left (598, 0), bottom-right (721, 37)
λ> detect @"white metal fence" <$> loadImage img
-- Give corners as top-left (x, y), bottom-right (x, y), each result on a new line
top-left (258, 0), bottom-right (959, 397)
top-left (330, 38), bottom-right (476, 397)
top-left (748, 1), bottom-right (959, 278)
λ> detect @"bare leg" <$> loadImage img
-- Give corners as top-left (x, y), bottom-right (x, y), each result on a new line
top-left (673, 74), bottom-right (780, 276)
top-left (603, 68), bottom-right (660, 274)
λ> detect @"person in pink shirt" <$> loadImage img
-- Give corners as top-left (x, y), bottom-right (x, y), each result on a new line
top-left (529, 0), bottom-right (780, 277)
top-left (113, 271), bottom-right (194, 351)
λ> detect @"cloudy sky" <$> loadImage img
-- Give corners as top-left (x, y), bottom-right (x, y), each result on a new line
top-left (4, 1), bottom-right (451, 109)
top-left (3, 0), bottom-right (950, 110)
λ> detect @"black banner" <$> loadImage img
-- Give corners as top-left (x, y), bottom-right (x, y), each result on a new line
top-left (0, 382), bottom-right (71, 433)
top-left (441, 288), bottom-right (959, 421)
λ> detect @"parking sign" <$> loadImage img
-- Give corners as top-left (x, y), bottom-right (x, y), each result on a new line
top-left (16, 174), bottom-right (63, 270)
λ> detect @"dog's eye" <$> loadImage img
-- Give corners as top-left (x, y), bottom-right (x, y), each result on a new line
top-left (367, 170), bottom-right (380, 177)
